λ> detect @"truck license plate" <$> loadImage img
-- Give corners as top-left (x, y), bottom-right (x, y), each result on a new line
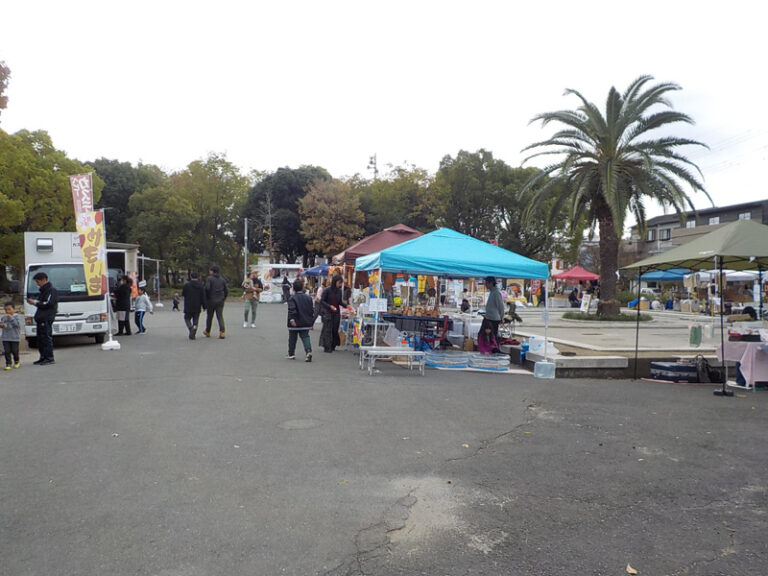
top-left (54, 324), bottom-right (78, 333)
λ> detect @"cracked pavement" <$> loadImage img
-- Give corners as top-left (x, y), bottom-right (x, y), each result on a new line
top-left (1, 303), bottom-right (766, 575)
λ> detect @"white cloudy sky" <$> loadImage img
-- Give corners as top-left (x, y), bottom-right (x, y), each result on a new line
top-left (2, 0), bottom-right (766, 221)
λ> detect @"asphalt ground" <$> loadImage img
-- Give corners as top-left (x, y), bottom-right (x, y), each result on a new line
top-left (1, 301), bottom-right (766, 575)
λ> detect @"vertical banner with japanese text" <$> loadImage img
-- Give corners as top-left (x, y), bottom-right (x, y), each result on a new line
top-left (70, 173), bottom-right (108, 296)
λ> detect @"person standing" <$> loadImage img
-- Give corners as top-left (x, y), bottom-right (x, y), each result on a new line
top-left (203, 265), bottom-right (228, 339)
top-left (320, 275), bottom-right (345, 353)
top-left (1, 302), bottom-right (22, 369)
top-left (182, 271), bottom-right (207, 340)
top-left (114, 275), bottom-right (133, 335)
top-left (281, 275), bottom-right (291, 303)
top-left (134, 283), bottom-right (153, 333)
top-left (241, 270), bottom-right (263, 328)
top-left (27, 271), bottom-right (58, 365)
top-left (483, 276), bottom-right (505, 343)
top-left (286, 279), bottom-right (314, 362)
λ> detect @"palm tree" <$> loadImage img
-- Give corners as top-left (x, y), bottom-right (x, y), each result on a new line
top-left (522, 75), bottom-right (711, 315)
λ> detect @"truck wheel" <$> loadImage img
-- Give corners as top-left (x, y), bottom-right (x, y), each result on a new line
top-left (94, 334), bottom-right (106, 344)
top-left (27, 337), bottom-right (38, 349)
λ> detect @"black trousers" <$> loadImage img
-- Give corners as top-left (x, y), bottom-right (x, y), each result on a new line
top-left (36, 318), bottom-right (54, 360)
top-left (3, 341), bottom-right (20, 365)
top-left (205, 301), bottom-right (225, 333)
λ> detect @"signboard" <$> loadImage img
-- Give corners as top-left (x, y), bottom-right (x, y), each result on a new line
top-left (580, 293), bottom-right (592, 313)
top-left (369, 298), bottom-right (388, 313)
top-left (70, 173), bottom-right (107, 296)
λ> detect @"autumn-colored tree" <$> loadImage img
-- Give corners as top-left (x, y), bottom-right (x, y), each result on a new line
top-left (299, 179), bottom-right (364, 257)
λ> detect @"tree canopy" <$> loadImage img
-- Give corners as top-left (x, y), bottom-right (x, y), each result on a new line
top-left (523, 75), bottom-right (710, 312)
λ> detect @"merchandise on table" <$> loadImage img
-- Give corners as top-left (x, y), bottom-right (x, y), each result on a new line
top-left (425, 350), bottom-right (469, 369)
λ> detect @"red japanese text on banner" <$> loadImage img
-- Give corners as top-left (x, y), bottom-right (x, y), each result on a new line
top-left (75, 211), bottom-right (108, 296)
top-left (70, 173), bottom-right (94, 216)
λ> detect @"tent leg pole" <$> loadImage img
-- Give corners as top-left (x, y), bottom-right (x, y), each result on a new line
top-left (714, 256), bottom-right (733, 397)
top-left (633, 268), bottom-right (642, 380)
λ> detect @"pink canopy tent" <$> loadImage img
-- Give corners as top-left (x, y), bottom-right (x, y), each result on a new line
top-left (552, 265), bottom-right (600, 281)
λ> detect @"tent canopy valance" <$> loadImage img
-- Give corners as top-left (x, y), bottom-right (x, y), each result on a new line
top-left (354, 227), bottom-right (549, 279)
top-left (333, 224), bottom-right (422, 266)
top-left (552, 265), bottom-right (599, 281)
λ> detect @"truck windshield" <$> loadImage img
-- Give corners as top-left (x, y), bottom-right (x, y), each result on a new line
top-left (27, 264), bottom-right (104, 301)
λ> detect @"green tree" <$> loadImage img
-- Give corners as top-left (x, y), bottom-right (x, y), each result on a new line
top-left (523, 76), bottom-right (710, 314)
top-left (434, 149), bottom-right (509, 241)
top-left (170, 153), bottom-right (250, 277)
top-left (0, 129), bottom-right (103, 287)
top-left (92, 159), bottom-right (166, 243)
top-left (299, 179), bottom-right (365, 257)
top-left (127, 182), bottom-right (196, 282)
top-left (354, 164), bottom-right (437, 235)
top-left (0, 61), bottom-right (10, 121)
top-left (245, 166), bottom-right (331, 264)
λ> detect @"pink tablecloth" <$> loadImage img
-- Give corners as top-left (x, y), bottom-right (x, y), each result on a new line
top-left (717, 341), bottom-right (768, 388)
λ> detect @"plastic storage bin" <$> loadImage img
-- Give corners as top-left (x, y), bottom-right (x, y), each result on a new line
top-left (533, 361), bottom-right (556, 379)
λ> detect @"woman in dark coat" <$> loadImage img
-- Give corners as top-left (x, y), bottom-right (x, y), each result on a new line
top-left (320, 275), bottom-right (346, 353)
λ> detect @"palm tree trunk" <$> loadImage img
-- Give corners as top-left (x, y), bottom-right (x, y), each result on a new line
top-left (597, 202), bottom-right (620, 316)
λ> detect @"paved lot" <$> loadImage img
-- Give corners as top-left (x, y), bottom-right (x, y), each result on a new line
top-left (1, 302), bottom-right (766, 575)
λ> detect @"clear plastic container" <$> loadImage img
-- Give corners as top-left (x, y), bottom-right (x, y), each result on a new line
top-left (533, 361), bottom-right (556, 379)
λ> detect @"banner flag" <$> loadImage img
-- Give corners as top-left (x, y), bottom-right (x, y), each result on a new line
top-left (70, 173), bottom-right (94, 216)
top-left (69, 173), bottom-right (106, 296)
top-left (75, 211), bottom-right (108, 296)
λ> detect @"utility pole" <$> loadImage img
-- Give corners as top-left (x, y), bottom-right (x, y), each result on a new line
top-left (368, 154), bottom-right (379, 180)
top-left (244, 217), bottom-right (249, 277)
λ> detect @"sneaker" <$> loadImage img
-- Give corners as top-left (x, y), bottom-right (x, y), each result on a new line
top-left (305, 353), bottom-right (312, 363)
top-left (3, 366), bottom-right (10, 371)
top-left (219, 332), bottom-right (226, 339)
top-left (33, 359), bottom-right (44, 365)
top-left (203, 330), bottom-right (210, 338)
top-left (251, 323), bottom-right (256, 328)
top-left (243, 322), bottom-right (248, 328)
top-left (285, 354), bottom-right (296, 360)
top-left (37, 359), bottom-right (55, 365)
top-left (13, 362), bottom-right (20, 369)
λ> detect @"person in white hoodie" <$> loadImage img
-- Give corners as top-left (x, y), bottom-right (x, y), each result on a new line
top-left (134, 283), bottom-right (154, 334)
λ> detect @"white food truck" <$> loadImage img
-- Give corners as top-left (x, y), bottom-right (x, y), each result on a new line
top-left (23, 232), bottom-right (139, 347)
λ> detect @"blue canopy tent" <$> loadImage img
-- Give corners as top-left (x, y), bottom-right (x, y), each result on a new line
top-left (355, 228), bottom-right (549, 279)
top-left (355, 228), bottom-right (552, 361)
top-left (639, 268), bottom-right (689, 281)
top-left (301, 263), bottom-right (330, 277)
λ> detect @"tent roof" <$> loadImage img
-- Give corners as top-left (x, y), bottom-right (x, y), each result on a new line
top-left (552, 265), bottom-right (600, 281)
top-left (301, 263), bottom-right (330, 277)
top-left (624, 219), bottom-right (768, 271)
top-left (354, 227), bottom-right (549, 279)
top-left (639, 268), bottom-right (689, 281)
top-left (333, 224), bottom-right (422, 265)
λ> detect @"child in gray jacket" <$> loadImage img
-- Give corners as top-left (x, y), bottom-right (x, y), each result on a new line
top-left (1, 302), bottom-right (22, 369)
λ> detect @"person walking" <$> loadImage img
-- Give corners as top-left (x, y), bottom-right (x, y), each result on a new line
top-left (182, 271), bottom-right (207, 340)
top-left (27, 271), bottom-right (58, 365)
top-left (1, 302), bottom-right (23, 369)
top-left (203, 265), bottom-right (228, 339)
top-left (241, 270), bottom-right (263, 328)
top-left (114, 275), bottom-right (133, 335)
top-left (320, 275), bottom-right (345, 353)
top-left (286, 279), bottom-right (314, 362)
top-left (134, 283), bottom-right (153, 333)
top-left (483, 276), bottom-right (505, 343)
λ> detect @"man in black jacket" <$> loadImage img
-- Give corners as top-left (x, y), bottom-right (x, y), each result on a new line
top-left (286, 279), bottom-right (314, 362)
top-left (114, 275), bottom-right (133, 335)
top-left (203, 265), bottom-right (228, 339)
top-left (182, 271), bottom-right (207, 340)
top-left (27, 271), bottom-right (59, 365)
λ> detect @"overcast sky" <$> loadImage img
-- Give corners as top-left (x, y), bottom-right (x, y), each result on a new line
top-left (3, 1), bottom-right (766, 224)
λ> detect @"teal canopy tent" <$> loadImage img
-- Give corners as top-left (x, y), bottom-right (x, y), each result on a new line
top-left (355, 228), bottom-right (549, 279)
top-left (639, 268), bottom-right (689, 281)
